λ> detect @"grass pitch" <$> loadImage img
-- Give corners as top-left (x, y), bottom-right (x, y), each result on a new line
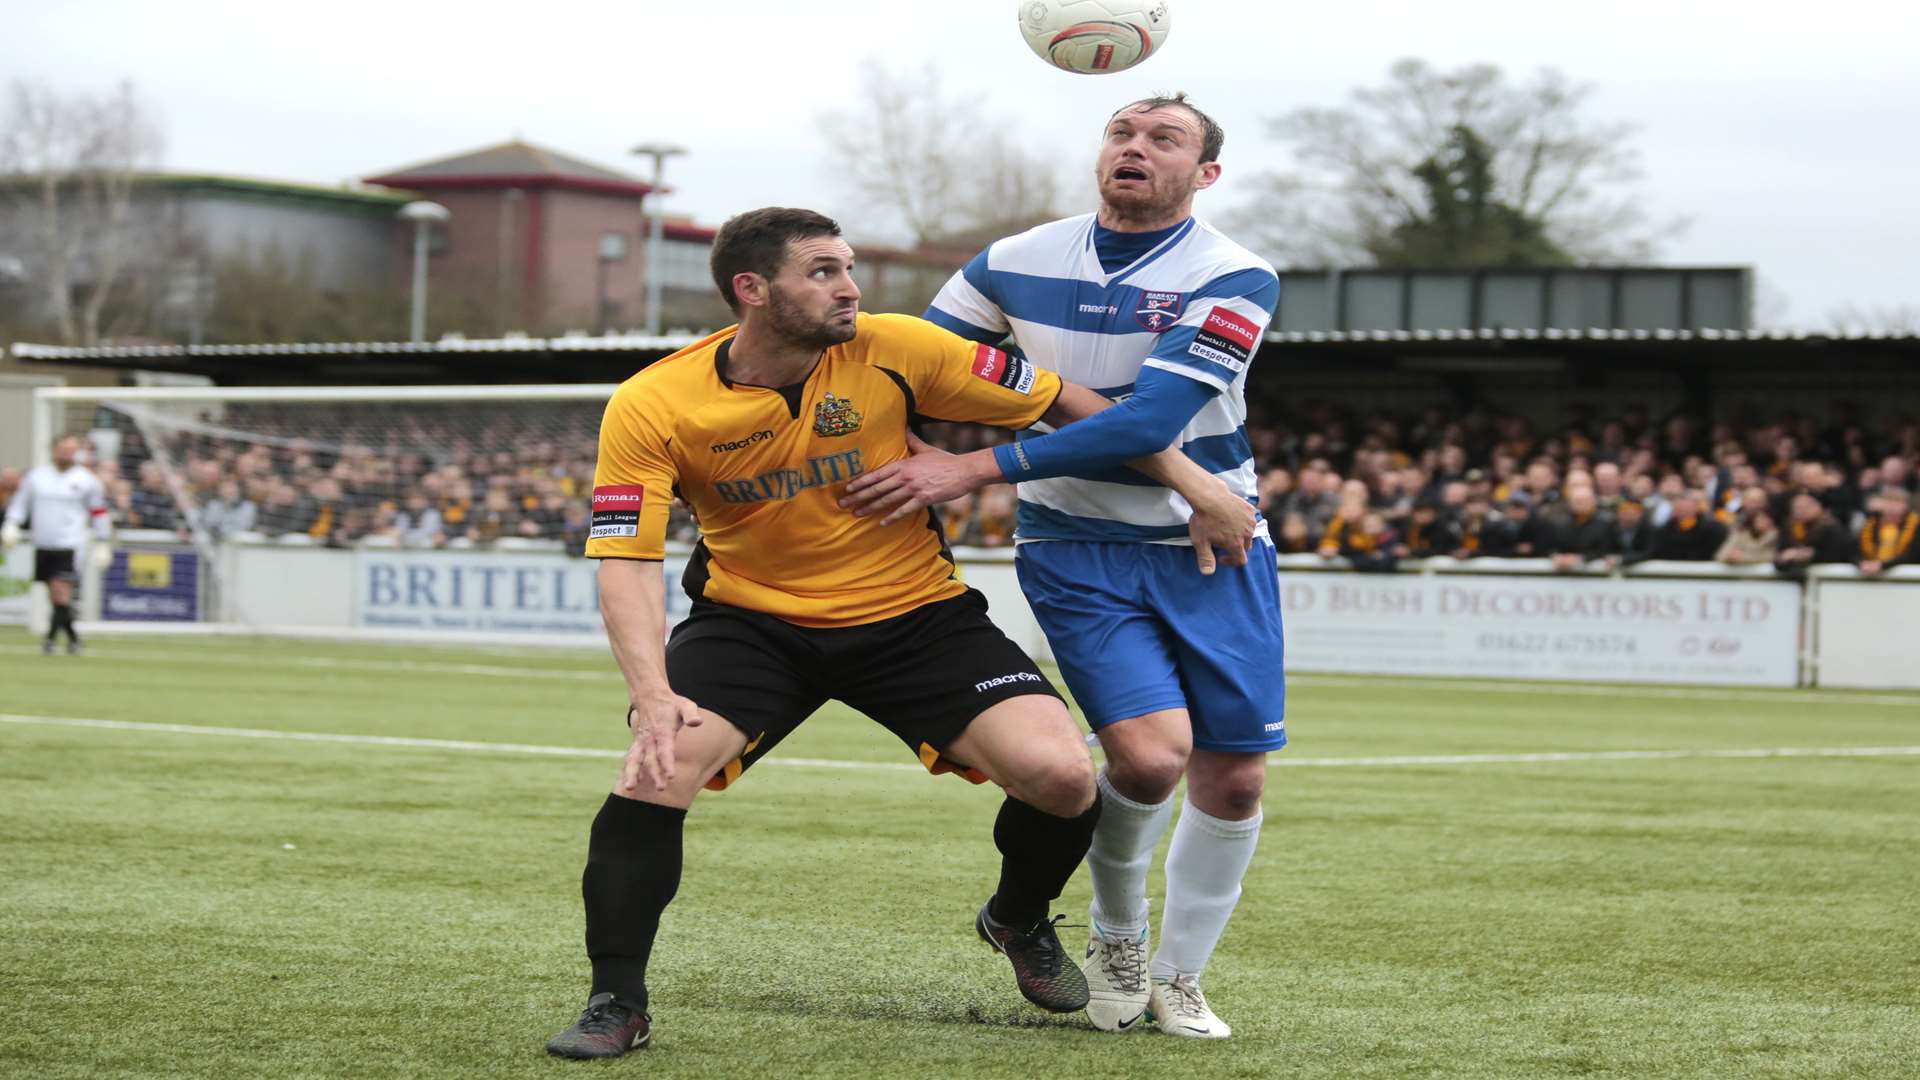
top-left (2, 634), bottom-right (1917, 1079)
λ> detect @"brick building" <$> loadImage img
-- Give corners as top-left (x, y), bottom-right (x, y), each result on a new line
top-left (3, 137), bottom-right (974, 351)
top-left (365, 139), bottom-right (731, 335)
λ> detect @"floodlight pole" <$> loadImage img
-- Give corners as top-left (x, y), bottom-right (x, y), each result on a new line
top-left (399, 201), bottom-right (451, 343)
top-left (630, 143), bottom-right (687, 337)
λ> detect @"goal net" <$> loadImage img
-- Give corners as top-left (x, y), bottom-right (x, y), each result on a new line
top-left (30, 384), bottom-right (1017, 639)
top-left (34, 385), bottom-right (644, 636)
top-left (64, 387), bottom-right (624, 545)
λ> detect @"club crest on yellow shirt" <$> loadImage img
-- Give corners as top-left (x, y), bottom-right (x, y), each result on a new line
top-left (813, 392), bottom-right (863, 438)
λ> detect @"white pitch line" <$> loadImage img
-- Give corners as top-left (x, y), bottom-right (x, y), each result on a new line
top-left (4, 714), bottom-right (1917, 772)
top-left (0, 644), bottom-right (618, 683)
top-left (7, 644), bottom-right (1918, 706)
top-left (0, 714), bottom-right (916, 772)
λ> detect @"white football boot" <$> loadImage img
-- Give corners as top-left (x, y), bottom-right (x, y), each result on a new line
top-left (1081, 928), bottom-right (1151, 1032)
top-left (1148, 973), bottom-right (1231, 1039)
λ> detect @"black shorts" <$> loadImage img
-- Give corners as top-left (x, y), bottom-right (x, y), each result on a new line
top-left (661, 588), bottom-right (1062, 791)
top-left (33, 548), bottom-right (77, 585)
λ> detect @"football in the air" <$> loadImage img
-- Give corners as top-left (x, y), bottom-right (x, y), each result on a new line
top-left (1017, 1), bottom-right (1170, 75)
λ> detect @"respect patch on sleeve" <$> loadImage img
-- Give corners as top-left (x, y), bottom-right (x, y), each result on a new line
top-left (590, 484), bottom-right (644, 538)
top-left (1187, 305), bottom-right (1261, 373)
top-left (972, 343), bottom-right (1036, 395)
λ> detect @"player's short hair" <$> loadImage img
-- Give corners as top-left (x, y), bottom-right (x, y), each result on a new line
top-left (1111, 92), bottom-right (1224, 164)
top-left (710, 207), bottom-right (844, 313)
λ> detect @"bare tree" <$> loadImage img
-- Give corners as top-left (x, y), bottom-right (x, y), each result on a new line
top-left (818, 63), bottom-right (1065, 248)
top-left (0, 79), bottom-right (164, 345)
top-left (1751, 274), bottom-right (1792, 330)
top-left (1828, 303), bottom-right (1920, 335)
top-left (1228, 59), bottom-right (1681, 269)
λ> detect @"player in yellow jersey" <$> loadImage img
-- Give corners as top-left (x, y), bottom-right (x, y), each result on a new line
top-left (546, 208), bottom-right (1254, 1059)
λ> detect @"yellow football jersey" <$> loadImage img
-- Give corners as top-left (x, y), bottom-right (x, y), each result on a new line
top-left (587, 313), bottom-right (1062, 627)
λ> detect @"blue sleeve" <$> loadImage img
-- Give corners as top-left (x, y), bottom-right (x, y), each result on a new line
top-left (991, 366), bottom-right (1216, 482)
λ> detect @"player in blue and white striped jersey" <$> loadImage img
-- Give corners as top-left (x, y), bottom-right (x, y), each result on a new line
top-left (843, 95), bottom-right (1281, 1039)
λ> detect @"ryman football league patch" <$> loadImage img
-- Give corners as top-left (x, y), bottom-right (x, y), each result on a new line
top-left (1187, 306), bottom-right (1261, 374)
top-left (972, 343), bottom-right (1037, 395)
top-left (590, 484), bottom-right (644, 539)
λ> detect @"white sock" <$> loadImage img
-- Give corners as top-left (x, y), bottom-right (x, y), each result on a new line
top-left (1151, 799), bottom-right (1262, 981)
top-left (1086, 769), bottom-right (1174, 939)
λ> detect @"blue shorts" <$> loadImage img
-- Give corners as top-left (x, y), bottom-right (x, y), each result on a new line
top-left (1015, 539), bottom-right (1287, 753)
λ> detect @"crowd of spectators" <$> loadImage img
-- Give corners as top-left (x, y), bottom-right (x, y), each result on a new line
top-left (84, 402), bottom-right (617, 552)
top-left (30, 397), bottom-right (1918, 578)
top-left (1247, 401), bottom-right (1919, 578)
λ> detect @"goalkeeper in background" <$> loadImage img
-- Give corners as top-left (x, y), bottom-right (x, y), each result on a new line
top-left (3, 435), bottom-right (113, 655)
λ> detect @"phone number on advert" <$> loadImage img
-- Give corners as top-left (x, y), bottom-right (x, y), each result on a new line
top-left (1476, 632), bottom-right (1638, 655)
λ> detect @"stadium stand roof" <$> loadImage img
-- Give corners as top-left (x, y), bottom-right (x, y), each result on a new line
top-left (0, 171), bottom-right (412, 213)
top-left (9, 329), bottom-right (1918, 386)
top-left (150, 173), bottom-right (410, 210)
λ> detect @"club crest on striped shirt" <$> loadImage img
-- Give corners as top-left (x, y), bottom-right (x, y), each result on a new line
top-left (1135, 290), bottom-right (1185, 331)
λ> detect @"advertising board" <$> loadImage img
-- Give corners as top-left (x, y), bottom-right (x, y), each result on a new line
top-left (354, 548), bottom-right (693, 639)
top-left (1280, 572), bottom-right (1802, 686)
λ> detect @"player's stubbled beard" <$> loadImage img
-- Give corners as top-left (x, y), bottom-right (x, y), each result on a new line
top-left (1099, 164), bottom-right (1194, 223)
top-left (767, 281), bottom-right (857, 349)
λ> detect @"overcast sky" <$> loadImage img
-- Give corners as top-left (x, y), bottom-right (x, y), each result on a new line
top-left (8, 0), bottom-right (1917, 327)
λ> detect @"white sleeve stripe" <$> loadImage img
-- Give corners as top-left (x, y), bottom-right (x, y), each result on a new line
top-left (1170, 293), bottom-right (1270, 330)
top-left (928, 274), bottom-right (1007, 333)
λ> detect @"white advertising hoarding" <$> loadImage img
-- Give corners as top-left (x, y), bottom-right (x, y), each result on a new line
top-left (354, 549), bottom-right (693, 640)
top-left (1280, 572), bottom-right (1802, 686)
top-left (1811, 580), bottom-right (1920, 689)
top-left (0, 545), bottom-right (32, 625)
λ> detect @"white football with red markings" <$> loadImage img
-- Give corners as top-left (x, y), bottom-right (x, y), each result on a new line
top-left (1018, 0), bottom-right (1170, 75)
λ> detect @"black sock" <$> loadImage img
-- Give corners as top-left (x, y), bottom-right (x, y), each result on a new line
top-left (583, 793), bottom-right (686, 1013)
top-left (49, 603), bottom-right (72, 642)
top-left (989, 790), bottom-right (1103, 928)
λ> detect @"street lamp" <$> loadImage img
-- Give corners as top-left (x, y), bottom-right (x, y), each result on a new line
top-left (399, 200), bottom-right (451, 343)
top-left (629, 142), bottom-right (687, 337)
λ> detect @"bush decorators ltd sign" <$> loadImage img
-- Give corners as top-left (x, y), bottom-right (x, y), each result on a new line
top-left (1279, 573), bottom-right (1801, 686)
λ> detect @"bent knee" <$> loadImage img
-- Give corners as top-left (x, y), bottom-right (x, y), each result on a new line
top-left (1207, 782), bottom-right (1266, 820)
top-left (1023, 752), bottom-right (1097, 817)
top-left (1105, 749), bottom-right (1189, 805)
top-left (1192, 762), bottom-right (1267, 820)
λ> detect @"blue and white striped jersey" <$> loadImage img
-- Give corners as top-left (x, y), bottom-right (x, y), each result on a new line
top-left (926, 213), bottom-right (1279, 545)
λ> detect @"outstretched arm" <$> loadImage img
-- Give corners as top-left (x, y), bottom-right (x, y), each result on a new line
top-left (1037, 379), bottom-right (1254, 568)
top-left (841, 367), bottom-right (1255, 570)
top-left (844, 365), bottom-right (1214, 503)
